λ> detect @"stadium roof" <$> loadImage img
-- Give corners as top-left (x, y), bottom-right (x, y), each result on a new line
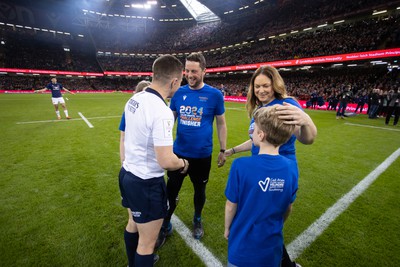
top-left (83, 0), bottom-right (272, 22)
top-left (6, 0), bottom-right (272, 24)
top-left (179, 0), bottom-right (219, 23)
top-left (197, 0), bottom-right (269, 17)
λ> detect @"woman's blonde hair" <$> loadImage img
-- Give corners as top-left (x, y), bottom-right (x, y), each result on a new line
top-left (245, 66), bottom-right (288, 118)
top-left (135, 80), bottom-right (151, 93)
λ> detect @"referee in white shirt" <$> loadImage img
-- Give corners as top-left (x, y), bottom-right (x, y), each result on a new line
top-left (119, 55), bottom-right (189, 267)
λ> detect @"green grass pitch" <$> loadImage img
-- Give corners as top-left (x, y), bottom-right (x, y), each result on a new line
top-left (0, 93), bottom-right (399, 266)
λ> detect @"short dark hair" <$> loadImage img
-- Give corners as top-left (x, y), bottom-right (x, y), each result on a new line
top-left (152, 55), bottom-right (183, 83)
top-left (186, 52), bottom-right (206, 70)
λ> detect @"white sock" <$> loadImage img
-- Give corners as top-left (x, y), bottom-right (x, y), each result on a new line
top-left (64, 110), bottom-right (69, 117)
top-left (56, 111), bottom-right (60, 117)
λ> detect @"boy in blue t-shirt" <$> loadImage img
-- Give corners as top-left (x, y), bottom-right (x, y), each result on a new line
top-left (224, 104), bottom-right (298, 267)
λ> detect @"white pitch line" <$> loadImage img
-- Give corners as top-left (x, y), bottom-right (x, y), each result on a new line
top-left (78, 112), bottom-right (94, 128)
top-left (171, 215), bottom-right (223, 267)
top-left (225, 107), bottom-right (245, 111)
top-left (287, 147), bottom-right (400, 260)
top-left (87, 115), bottom-right (122, 120)
top-left (345, 122), bottom-right (400, 132)
top-left (16, 119), bottom-right (70, 124)
top-left (16, 115), bottom-right (121, 125)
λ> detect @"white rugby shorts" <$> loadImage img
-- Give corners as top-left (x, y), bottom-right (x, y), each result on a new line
top-left (51, 97), bottom-right (65, 105)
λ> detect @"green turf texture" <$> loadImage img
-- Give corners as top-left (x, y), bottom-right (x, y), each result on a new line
top-left (0, 93), bottom-right (399, 266)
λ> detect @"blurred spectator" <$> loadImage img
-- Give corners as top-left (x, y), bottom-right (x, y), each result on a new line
top-left (336, 85), bottom-right (353, 119)
top-left (385, 88), bottom-right (400, 126)
top-left (368, 88), bottom-right (381, 118)
top-left (354, 92), bottom-right (369, 113)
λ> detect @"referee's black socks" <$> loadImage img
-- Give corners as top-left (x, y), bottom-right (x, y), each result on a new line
top-left (135, 252), bottom-right (154, 267)
top-left (124, 230), bottom-right (138, 267)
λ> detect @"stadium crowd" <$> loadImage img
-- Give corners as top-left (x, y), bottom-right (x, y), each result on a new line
top-left (0, 27), bottom-right (100, 72)
top-left (2, 65), bottom-right (398, 115)
top-left (95, 13), bottom-right (400, 71)
top-left (0, 0), bottom-right (398, 112)
top-left (207, 66), bottom-right (398, 100)
top-left (90, 0), bottom-right (396, 54)
top-left (206, 14), bottom-right (400, 68)
top-left (0, 0), bottom-right (398, 72)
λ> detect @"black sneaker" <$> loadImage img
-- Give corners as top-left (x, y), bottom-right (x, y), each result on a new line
top-left (155, 222), bottom-right (173, 249)
top-left (128, 255), bottom-right (159, 267)
top-left (192, 219), bottom-right (204, 239)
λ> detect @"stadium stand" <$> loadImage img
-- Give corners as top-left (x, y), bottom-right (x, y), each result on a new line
top-left (0, 0), bottom-right (398, 97)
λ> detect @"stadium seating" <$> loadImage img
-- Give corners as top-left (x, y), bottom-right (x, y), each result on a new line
top-left (0, 0), bottom-right (398, 99)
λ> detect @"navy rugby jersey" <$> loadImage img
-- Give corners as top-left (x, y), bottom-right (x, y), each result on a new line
top-left (46, 83), bottom-right (63, 98)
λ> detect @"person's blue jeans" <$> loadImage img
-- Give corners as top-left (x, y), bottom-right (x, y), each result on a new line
top-left (368, 104), bottom-right (379, 118)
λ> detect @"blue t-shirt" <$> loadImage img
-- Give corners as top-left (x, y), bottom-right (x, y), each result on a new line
top-left (249, 98), bottom-right (301, 161)
top-left (225, 154), bottom-right (298, 267)
top-left (46, 83), bottom-right (63, 98)
top-left (119, 112), bottom-right (125, 131)
top-left (170, 83), bottom-right (225, 158)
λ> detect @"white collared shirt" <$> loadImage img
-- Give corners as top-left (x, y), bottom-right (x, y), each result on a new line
top-left (123, 90), bottom-right (174, 179)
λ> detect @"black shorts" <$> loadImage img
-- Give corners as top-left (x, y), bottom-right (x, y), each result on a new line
top-left (167, 155), bottom-right (212, 184)
top-left (120, 170), bottom-right (167, 223)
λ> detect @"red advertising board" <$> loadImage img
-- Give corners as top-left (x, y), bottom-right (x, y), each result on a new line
top-left (0, 48), bottom-right (398, 77)
top-left (207, 48), bottom-right (400, 73)
top-left (223, 97), bottom-right (368, 114)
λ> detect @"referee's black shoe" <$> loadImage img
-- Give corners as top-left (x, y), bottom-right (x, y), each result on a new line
top-left (128, 255), bottom-right (159, 267)
top-left (155, 222), bottom-right (173, 249)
